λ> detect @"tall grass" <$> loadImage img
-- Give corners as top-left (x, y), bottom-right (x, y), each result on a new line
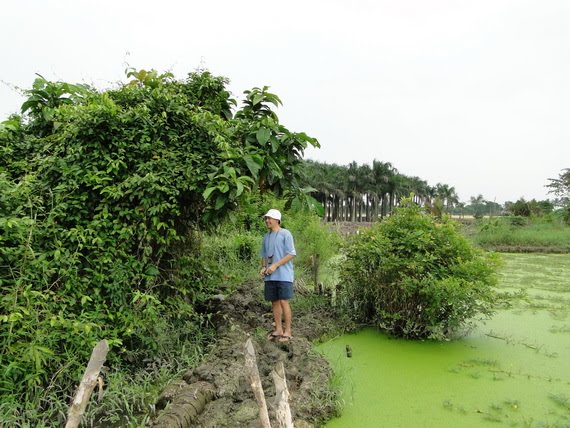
top-left (465, 215), bottom-right (570, 251)
top-left (0, 327), bottom-right (212, 427)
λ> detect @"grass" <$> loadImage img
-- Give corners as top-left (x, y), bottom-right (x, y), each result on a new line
top-left (461, 215), bottom-right (570, 251)
top-left (0, 334), bottom-right (212, 428)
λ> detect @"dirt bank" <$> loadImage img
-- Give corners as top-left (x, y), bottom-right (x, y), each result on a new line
top-left (152, 281), bottom-right (343, 427)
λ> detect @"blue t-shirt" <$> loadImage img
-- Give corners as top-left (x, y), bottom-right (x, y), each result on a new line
top-left (260, 228), bottom-right (296, 282)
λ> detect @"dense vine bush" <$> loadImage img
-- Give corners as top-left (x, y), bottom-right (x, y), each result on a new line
top-left (339, 200), bottom-right (500, 340)
top-left (0, 69), bottom-right (317, 422)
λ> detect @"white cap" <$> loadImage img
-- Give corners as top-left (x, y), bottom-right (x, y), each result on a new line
top-left (263, 209), bottom-right (282, 221)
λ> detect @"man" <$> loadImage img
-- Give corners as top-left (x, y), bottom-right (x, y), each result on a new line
top-left (260, 209), bottom-right (296, 342)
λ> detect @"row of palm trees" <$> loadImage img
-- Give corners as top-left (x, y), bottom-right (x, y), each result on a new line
top-left (301, 159), bottom-right (459, 222)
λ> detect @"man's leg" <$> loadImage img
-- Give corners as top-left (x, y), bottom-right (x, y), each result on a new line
top-left (272, 300), bottom-right (284, 336)
top-left (280, 299), bottom-right (292, 338)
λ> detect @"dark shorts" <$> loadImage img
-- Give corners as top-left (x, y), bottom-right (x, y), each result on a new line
top-left (264, 281), bottom-right (294, 301)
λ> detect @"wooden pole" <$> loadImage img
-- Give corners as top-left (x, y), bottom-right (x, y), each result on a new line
top-left (65, 339), bottom-right (109, 428)
top-left (244, 338), bottom-right (271, 428)
top-left (272, 362), bottom-right (293, 428)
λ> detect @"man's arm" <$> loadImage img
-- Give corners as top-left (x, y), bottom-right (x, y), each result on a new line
top-left (265, 254), bottom-right (295, 275)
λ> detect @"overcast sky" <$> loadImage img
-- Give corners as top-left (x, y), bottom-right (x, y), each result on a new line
top-left (2, 0), bottom-right (569, 204)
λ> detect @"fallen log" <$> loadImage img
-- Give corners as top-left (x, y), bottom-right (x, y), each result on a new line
top-left (65, 339), bottom-right (109, 428)
top-left (153, 381), bottom-right (216, 428)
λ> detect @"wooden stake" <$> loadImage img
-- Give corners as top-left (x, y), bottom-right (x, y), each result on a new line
top-left (65, 340), bottom-right (109, 428)
top-left (244, 338), bottom-right (271, 428)
top-left (272, 361), bottom-right (293, 428)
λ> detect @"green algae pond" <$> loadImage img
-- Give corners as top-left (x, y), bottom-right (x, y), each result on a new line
top-left (317, 253), bottom-right (570, 427)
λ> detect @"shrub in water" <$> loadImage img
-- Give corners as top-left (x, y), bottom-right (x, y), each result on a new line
top-left (339, 200), bottom-right (500, 340)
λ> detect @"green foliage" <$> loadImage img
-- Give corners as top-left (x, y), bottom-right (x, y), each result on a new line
top-left (338, 200), bottom-right (499, 340)
top-left (200, 84), bottom-right (319, 223)
top-left (507, 216), bottom-right (528, 227)
top-left (507, 198), bottom-right (553, 217)
top-left (0, 69), bottom-right (317, 424)
top-left (470, 215), bottom-right (570, 250)
top-left (563, 205), bottom-right (570, 226)
top-left (287, 213), bottom-right (341, 288)
top-left (462, 194), bottom-right (504, 218)
top-left (200, 230), bottom-right (261, 287)
top-left (547, 168), bottom-right (570, 205)
top-left (21, 74), bottom-right (90, 136)
top-left (300, 159), bottom-right (447, 222)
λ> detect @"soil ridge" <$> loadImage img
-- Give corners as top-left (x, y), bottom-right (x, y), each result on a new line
top-left (152, 281), bottom-right (339, 427)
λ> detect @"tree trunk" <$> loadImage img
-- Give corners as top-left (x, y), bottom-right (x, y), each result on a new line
top-left (66, 340), bottom-right (109, 428)
top-left (244, 338), bottom-right (271, 428)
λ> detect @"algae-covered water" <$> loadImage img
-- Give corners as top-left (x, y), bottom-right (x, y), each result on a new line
top-left (317, 254), bottom-right (570, 427)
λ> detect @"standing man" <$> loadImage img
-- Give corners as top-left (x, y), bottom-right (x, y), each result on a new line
top-left (260, 209), bottom-right (296, 343)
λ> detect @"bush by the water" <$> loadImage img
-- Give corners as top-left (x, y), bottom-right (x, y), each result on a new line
top-left (338, 200), bottom-right (500, 340)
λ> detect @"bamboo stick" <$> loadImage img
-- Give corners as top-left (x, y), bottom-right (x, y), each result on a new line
top-left (272, 361), bottom-right (293, 428)
top-left (244, 338), bottom-right (271, 428)
top-left (65, 339), bottom-right (109, 428)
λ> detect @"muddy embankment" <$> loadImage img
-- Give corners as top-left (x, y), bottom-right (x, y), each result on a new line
top-left (151, 282), bottom-right (340, 427)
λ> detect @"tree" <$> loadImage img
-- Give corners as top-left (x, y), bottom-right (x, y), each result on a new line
top-left (547, 169), bottom-right (570, 225)
top-left (509, 198), bottom-right (552, 217)
top-left (547, 168), bottom-right (570, 205)
top-left (435, 183), bottom-right (459, 213)
top-left (300, 160), bottom-right (457, 222)
top-left (469, 194), bottom-right (486, 218)
top-left (372, 160), bottom-right (397, 219)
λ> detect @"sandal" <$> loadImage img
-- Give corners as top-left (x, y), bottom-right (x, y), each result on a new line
top-left (267, 332), bottom-right (282, 340)
top-left (278, 335), bottom-right (292, 343)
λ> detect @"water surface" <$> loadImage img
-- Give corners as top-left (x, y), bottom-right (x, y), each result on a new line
top-left (317, 254), bottom-right (570, 427)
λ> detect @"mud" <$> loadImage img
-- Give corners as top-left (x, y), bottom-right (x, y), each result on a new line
top-left (153, 281), bottom-right (341, 427)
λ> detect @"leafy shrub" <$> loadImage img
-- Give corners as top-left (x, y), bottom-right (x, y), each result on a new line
top-left (287, 212), bottom-right (341, 288)
top-left (338, 200), bottom-right (499, 340)
top-left (0, 69), bottom-right (318, 424)
top-left (233, 233), bottom-right (259, 261)
top-left (509, 216), bottom-right (528, 227)
top-left (562, 205), bottom-right (570, 226)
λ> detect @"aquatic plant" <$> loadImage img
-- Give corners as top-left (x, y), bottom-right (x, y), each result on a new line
top-left (548, 393), bottom-right (570, 410)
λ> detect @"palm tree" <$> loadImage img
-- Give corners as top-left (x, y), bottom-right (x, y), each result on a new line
top-left (371, 160), bottom-right (398, 219)
top-left (400, 175), bottom-right (430, 205)
top-left (358, 163), bottom-right (373, 221)
top-left (469, 194), bottom-right (486, 218)
top-left (435, 183), bottom-right (459, 213)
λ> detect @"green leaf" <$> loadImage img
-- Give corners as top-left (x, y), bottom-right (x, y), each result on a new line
top-left (145, 265), bottom-right (160, 276)
top-left (236, 180), bottom-right (244, 197)
top-left (243, 155), bottom-right (262, 179)
top-left (215, 195), bottom-right (226, 210)
top-left (256, 127), bottom-right (270, 145)
top-left (203, 186), bottom-right (216, 200)
top-left (252, 93), bottom-right (264, 106)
